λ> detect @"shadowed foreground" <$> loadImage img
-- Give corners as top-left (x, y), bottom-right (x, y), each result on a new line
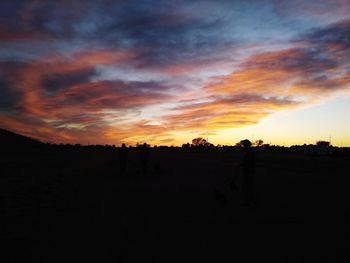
top-left (2, 147), bottom-right (350, 262)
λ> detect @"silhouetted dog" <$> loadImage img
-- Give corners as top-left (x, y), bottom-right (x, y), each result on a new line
top-left (153, 163), bottom-right (160, 174)
top-left (229, 181), bottom-right (238, 192)
top-left (214, 189), bottom-right (227, 205)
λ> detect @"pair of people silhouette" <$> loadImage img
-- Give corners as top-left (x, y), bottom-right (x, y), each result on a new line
top-left (118, 139), bottom-right (256, 206)
top-left (118, 143), bottom-right (149, 175)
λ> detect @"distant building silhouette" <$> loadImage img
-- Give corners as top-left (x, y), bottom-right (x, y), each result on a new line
top-left (304, 141), bottom-right (332, 156)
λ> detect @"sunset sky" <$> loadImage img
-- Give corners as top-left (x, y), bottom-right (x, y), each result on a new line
top-left (0, 0), bottom-right (349, 146)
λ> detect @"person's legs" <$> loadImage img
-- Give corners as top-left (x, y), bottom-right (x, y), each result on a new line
top-left (230, 181), bottom-right (238, 192)
top-left (242, 173), bottom-right (255, 206)
top-left (141, 159), bottom-right (147, 174)
top-left (120, 161), bottom-right (126, 174)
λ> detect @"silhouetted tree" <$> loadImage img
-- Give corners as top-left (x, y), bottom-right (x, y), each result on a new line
top-left (182, 143), bottom-right (190, 148)
top-left (253, 139), bottom-right (264, 147)
top-left (235, 139), bottom-right (246, 147)
top-left (316, 141), bottom-right (330, 147)
top-left (191, 137), bottom-right (213, 147)
top-left (137, 142), bottom-right (150, 148)
top-left (192, 137), bottom-right (207, 147)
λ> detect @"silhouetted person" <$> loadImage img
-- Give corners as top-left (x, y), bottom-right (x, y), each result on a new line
top-left (153, 162), bottom-right (160, 175)
top-left (239, 139), bottom-right (256, 206)
top-left (139, 143), bottom-right (150, 174)
top-left (119, 143), bottom-right (128, 174)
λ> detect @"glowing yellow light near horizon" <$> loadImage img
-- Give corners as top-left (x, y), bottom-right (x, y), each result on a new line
top-left (211, 96), bottom-right (350, 147)
top-left (159, 95), bottom-right (350, 147)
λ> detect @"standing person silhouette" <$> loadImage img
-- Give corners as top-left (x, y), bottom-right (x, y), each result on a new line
top-left (239, 139), bottom-right (256, 206)
top-left (119, 143), bottom-right (128, 174)
top-left (139, 143), bottom-right (150, 174)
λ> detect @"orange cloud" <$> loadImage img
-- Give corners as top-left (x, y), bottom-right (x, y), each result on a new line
top-left (155, 41), bottom-right (349, 137)
top-left (1, 19), bottom-right (349, 146)
top-left (10, 49), bottom-right (135, 116)
top-left (0, 48), bottom-right (178, 145)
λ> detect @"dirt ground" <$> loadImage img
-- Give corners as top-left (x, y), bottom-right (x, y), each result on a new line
top-left (2, 148), bottom-right (350, 262)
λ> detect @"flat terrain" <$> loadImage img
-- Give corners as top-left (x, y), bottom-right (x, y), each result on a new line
top-left (2, 148), bottom-right (350, 262)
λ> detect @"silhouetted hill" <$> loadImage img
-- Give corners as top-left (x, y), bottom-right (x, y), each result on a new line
top-left (0, 128), bottom-right (45, 151)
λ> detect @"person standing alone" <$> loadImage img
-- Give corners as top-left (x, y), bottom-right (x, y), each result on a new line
top-left (139, 143), bottom-right (150, 175)
top-left (239, 139), bottom-right (256, 206)
top-left (119, 143), bottom-right (128, 174)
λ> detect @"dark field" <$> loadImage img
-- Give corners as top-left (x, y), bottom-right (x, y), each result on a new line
top-left (2, 148), bottom-right (350, 262)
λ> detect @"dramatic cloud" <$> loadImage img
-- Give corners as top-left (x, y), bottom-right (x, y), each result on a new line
top-left (163, 20), bottom-right (349, 134)
top-left (0, 0), bottom-right (349, 145)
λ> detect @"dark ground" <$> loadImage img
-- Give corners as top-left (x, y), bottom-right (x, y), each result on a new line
top-left (2, 147), bottom-right (350, 262)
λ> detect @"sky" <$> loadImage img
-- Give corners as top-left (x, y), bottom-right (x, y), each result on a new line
top-left (0, 0), bottom-right (349, 146)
